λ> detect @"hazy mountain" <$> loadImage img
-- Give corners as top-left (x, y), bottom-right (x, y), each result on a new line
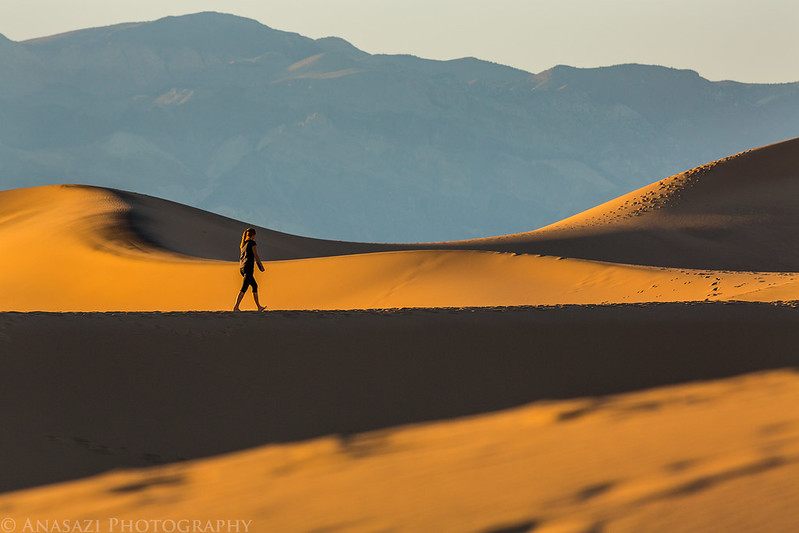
top-left (1, 12), bottom-right (798, 241)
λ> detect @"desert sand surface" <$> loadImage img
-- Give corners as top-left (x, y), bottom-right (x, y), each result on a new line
top-left (2, 138), bottom-right (799, 531)
top-left (452, 137), bottom-right (799, 272)
top-left (3, 138), bottom-right (799, 313)
top-left (2, 306), bottom-right (799, 532)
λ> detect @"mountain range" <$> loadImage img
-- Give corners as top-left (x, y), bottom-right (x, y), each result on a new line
top-left (1, 11), bottom-right (798, 241)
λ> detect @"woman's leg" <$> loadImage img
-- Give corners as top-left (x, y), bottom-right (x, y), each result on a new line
top-left (252, 289), bottom-right (266, 311)
top-left (233, 291), bottom-right (246, 311)
top-left (249, 276), bottom-right (266, 311)
top-left (234, 268), bottom-right (253, 311)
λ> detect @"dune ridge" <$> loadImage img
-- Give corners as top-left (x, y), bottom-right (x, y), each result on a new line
top-left (447, 137), bottom-right (799, 271)
top-left (4, 139), bottom-right (799, 531)
top-left (93, 136), bottom-right (799, 271)
top-left (4, 138), bottom-right (799, 312)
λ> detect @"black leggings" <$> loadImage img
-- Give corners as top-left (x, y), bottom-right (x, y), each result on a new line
top-left (240, 266), bottom-right (258, 293)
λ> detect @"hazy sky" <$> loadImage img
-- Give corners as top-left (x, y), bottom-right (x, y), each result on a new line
top-left (2, 0), bottom-right (797, 83)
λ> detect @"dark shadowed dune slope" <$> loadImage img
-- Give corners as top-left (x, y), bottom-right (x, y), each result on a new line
top-left (446, 137), bottom-right (799, 271)
top-left (113, 137), bottom-right (799, 271)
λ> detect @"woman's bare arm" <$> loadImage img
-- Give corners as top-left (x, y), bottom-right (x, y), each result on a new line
top-left (253, 245), bottom-right (265, 271)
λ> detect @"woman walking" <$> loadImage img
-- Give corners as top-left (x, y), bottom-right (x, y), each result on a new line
top-left (233, 228), bottom-right (266, 311)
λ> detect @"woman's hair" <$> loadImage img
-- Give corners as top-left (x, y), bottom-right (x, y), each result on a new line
top-left (240, 228), bottom-right (256, 248)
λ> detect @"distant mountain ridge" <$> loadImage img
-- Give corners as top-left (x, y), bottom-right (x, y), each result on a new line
top-left (1, 12), bottom-right (798, 241)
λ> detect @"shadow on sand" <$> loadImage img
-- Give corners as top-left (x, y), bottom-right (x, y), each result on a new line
top-left (2, 302), bottom-right (799, 492)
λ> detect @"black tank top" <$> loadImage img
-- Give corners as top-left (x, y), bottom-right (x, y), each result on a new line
top-left (240, 239), bottom-right (256, 269)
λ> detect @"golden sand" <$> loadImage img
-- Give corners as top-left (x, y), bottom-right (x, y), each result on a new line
top-left (2, 138), bottom-right (799, 531)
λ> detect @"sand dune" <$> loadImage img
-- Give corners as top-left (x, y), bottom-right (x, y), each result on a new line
top-left (2, 306), bottom-right (799, 531)
top-left (451, 137), bottom-right (799, 271)
top-left (3, 138), bottom-right (799, 312)
top-left (3, 139), bottom-right (799, 531)
top-left (111, 188), bottom-right (403, 262)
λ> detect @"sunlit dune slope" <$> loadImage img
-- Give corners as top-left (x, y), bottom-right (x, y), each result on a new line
top-left (3, 137), bottom-right (799, 311)
top-left (115, 137), bottom-right (799, 272)
top-left (9, 372), bottom-right (799, 532)
top-left (4, 139), bottom-right (799, 531)
top-left (2, 308), bottom-right (799, 532)
top-left (0, 183), bottom-right (798, 311)
top-left (451, 137), bottom-right (799, 271)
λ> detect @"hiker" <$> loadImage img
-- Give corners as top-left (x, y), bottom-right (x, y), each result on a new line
top-left (233, 228), bottom-right (266, 311)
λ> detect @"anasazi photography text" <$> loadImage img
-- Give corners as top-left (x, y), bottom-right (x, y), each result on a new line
top-left (10, 518), bottom-right (253, 533)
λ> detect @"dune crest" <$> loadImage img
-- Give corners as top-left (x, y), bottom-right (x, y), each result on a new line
top-left (0, 184), bottom-right (234, 312)
top-left (4, 138), bottom-right (799, 311)
top-left (4, 141), bottom-right (799, 531)
top-left (451, 137), bottom-right (799, 271)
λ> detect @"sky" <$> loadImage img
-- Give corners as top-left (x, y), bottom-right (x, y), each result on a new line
top-left (1, 0), bottom-right (798, 83)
